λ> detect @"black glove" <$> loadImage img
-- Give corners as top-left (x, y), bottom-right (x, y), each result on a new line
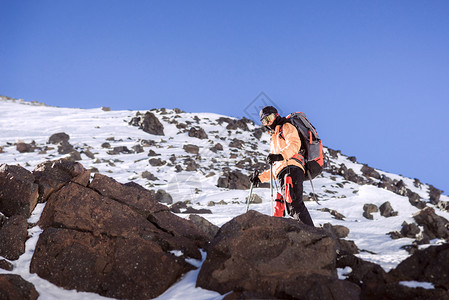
top-left (267, 154), bottom-right (284, 164)
top-left (249, 170), bottom-right (261, 186)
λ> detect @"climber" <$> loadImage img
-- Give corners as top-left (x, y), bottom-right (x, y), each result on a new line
top-left (249, 106), bottom-right (314, 227)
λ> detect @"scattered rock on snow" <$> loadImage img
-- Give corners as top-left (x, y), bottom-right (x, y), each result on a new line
top-left (217, 170), bottom-right (251, 190)
top-left (188, 127), bottom-right (208, 139)
top-left (379, 201), bottom-right (398, 217)
top-left (363, 203), bottom-right (378, 220)
top-left (413, 207), bottom-right (449, 241)
top-left (128, 111), bottom-right (165, 136)
top-left (183, 144), bottom-right (200, 154)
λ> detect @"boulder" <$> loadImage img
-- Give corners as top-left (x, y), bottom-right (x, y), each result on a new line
top-left (48, 132), bottom-right (70, 144)
top-left (31, 227), bottom-right (193, 299)
top-left (0, 215), bottom-right (28, 260)
top-left (16, 142), bottom-right (34, 153)
top-left (413, 207), bottom-right (449, 241)
top-left (429, 185), bottom-right (443, 205)
top-left (379, 201), bottom-right (398, 217)
top-left (217, 170), bottom-right (250, 190)
top-left (361, 165), bottom-right (381, 179)
top-left (0, 164), bottom-right (38, 217)
top-left (363, 203), bottom-right (378, 220)
top-left (188, 127), bottom-right (208, 139)
top-left (245, 193), bottom-right (263, 204)
top-left (183, 144), bottom-right (200, 154)
top-left (155, 189), bottom-right (173, 204)
top-left (129, 111), bottom-right (165, 136)
top-left (197, 210), bottom-right (359, 299)
top-left (33, 159), bottom-right (90, 203)
top-left (390, 243), bottom-right (449, 290)
top-left (57, 141), bottom-right (74, 154)
top-left (32, 174), bottom-right (210, 299)
top-left (0, 259), bottom-right (13, 271)
top-left (107, 146), bottom-right (132, 155)
top-left (0, 274), bottom-right (39, 300)
top-left (187, 214), bottom-right (219, 241)
top-left (88, 173), bottom-right (167, 216)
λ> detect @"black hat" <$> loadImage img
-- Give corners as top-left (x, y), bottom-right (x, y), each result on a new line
top-left (259, 106), bottom-right (278, 120)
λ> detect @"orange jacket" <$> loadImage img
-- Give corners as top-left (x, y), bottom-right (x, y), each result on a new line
top-left (258, 122), bottom-right (305, 183)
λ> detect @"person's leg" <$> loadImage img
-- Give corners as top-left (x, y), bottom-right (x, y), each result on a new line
top-left (286, 168), bottom-right (314, 227)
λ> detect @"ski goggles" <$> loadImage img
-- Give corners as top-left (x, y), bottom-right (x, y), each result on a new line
top-left (261, 113), bottom-right (276, 126)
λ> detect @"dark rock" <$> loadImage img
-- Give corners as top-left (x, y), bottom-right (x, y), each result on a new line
top-left (32, 176), bottom-right (210, 299)
top-left (321, 223), bottom-right (358, 254)
top-left (132, 144), bottom-right (144, 153)
top-left (183, 207), bottom-right (213, 214)
top-left (183, 158), bottom-right (199, 171)
top-left (361, 165), bottom-right (381, 179)
top-left (327, 148), bottom-right (340, 159)
top-left (148, 149), bottom-right (160, 156)
top-left (169, 201), bottom-right (188, 213)
top-left (183, 144), bottom-right (199, 154)
top-left (141, 171), bottom-right (158, 181)
top-left (88, 173), bottom-right (167, 217)
top-left (225, 119), bottom-right (249, 131)
top-left (336, 252), bottom-right (390, 299)
top-left (253, 128), bottom-right (263, 140)
top-left (0, 164), bottom-right (38, 217)
top-left (407, 189), bottom-right (426, 209)
top-left (379, 201), bottom-right (398, 217)
top-left (197, 210), bottom-right (359, 299)
top-left (413, 207), bottom-right (449, 241)
top-left (101, 142), bottom-right (111, 148)
top-left (0, 259), bottom-right (13, 271)
top-left (57, 141), bottom-right (74, 154)
top-left (48, 132), bottom-right (70, 144)
top-left (31, 227), bottom-right (193, 300)
top-left (400, 221), bottom-right (421, 238)
top-left (245, 193), bottom-right (263, 204)
top-left (16, 142), bottom-right (34, 153)
top-left (363, 203), bottom-right (378, 220)
top-left (209, 143), bottom-right (223, 153)
top-left (217, 170), bottom-right (251, 190)
top-left (188, 127), bottom-right (208, 139)
top-left (107, 146), bottom-right (132, 155)
top-left (155, 189), bottom-right (173, 204)
top-left (149, 158), bottom-right (165, 166)
top-left (229, 138), bottom-right (244, 149)
top-left (187, 214), bottom-right (219, 241)
top-left (390, 243), bottom-right (449, 290)
top-left (33, 159), bottom-right (90, 203)
top-left (0, 215), bottom-right (28, 260)
top-left (348, 156), bottom-right (357, 163)
top-left (0, 274), bottom-right (39, 300)
top-left (438, 201), bottom-right (449, 212)
top-left (129, 111), bottom-right (165, 136)
top-left (318, 208), bottom-right (346, 220)
top-left (322, 223), bottom-right (350, 238)
top-left (429, 185), bottom-right (443, 205)
top-left (82, 148), bottom-right (95, 159)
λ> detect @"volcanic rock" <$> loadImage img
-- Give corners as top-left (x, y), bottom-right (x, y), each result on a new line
top-left (0, 164), bottom-right (38, 217)
top-left (197, 210), bottom-right (360, 299)
top-left (0, 215), bottom-right (28, 260)
top-left (129, 111), bottom-right (165, 136)
top-left (33, 159), bottom-right (90, 203)
top-left (413, 207), bottom-right (449, 241)
top-left (48, 132), bottom-right (70, 144)
top-left (0, 274), bottom-right (39, 300)
top-left (217, 170), bottom-right (250, 190)
top-left (188, 127), bottom-right (208, 139)
top-left (183, 144), bottom-right (200, 154)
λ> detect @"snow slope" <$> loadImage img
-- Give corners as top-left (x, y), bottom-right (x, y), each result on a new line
top-left (0, 98), bottom-right (448, 299)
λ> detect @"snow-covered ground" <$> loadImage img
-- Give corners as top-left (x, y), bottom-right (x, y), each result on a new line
top-left (0, 98), bottom-right (448, 299)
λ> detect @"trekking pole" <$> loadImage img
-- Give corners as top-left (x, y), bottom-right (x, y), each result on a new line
top-left (246, 181), bottom-right (254, 212)
top-left (270, 163), bottom-right (274, 216)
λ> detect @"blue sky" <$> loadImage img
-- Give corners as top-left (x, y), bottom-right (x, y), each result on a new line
top-left (1, 0), bottom-right (448, 193)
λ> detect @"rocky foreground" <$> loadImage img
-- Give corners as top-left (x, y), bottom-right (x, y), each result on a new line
top-left (1, 159), bottom-right (449, 299)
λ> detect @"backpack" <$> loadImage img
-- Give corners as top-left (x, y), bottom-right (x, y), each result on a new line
top-left (280, 112), bottom-right (324, 179)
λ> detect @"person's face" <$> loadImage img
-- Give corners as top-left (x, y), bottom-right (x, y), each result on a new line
top-left (261, 113), bottom-right (276, 126)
